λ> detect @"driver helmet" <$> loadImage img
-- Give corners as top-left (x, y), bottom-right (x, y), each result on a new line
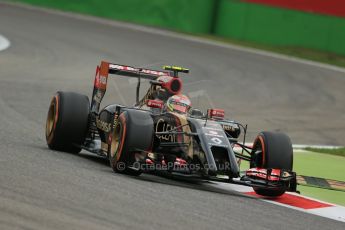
top-left (166, 94), bottom-right (191, 114)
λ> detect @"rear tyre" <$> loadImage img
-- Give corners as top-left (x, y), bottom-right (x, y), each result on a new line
top-left (109, 109), bottom-right (153, 176)
top-left (46, 91), bottom-right (90, 153)
top-left (251, 131), bottom-right (293, 197)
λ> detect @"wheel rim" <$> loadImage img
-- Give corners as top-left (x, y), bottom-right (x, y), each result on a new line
top-left (111, 122), bottom-right (122, 158)
top-left (251, 137), bottom-right (264, 168)
top-left (46, 101), bottom-right (56, 138)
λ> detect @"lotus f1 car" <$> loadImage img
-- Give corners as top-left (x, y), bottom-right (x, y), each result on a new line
top-left (45, 61), bottom-right (297, 197)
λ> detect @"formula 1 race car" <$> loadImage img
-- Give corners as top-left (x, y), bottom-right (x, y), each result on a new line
top-left (45, 61), bottom-right (297, 197)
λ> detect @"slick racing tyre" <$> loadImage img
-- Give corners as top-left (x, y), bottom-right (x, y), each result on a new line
top-left (251, 131), bottom-right (293, 197)
top-left (46, 91), bottom-right (90, 153)
top-left (109, 109), bottom-right (153, 176)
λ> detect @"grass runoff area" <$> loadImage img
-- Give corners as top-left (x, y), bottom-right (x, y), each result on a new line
top-left (294, 150), bottom-right (345, 206)
top-left (8, 0), bottom-right (345, 69)
top-left (239, 149), bottom-right (345, 206)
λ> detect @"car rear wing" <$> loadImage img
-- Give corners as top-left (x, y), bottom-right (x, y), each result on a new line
top-left (91, 61), bottom-right (171, 112)
top-left (109, 63), bottom-right (170, 79)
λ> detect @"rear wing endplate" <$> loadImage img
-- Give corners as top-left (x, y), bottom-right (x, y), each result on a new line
top-left (91, 61), bottom-right (170, 112)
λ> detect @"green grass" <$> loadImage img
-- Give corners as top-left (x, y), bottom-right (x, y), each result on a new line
top-left (239, 151), bottom-right (345, 206)
top-left (294, 151), bottom-right (345, 206)
top-left (305, 147), bottom-right (345, 157)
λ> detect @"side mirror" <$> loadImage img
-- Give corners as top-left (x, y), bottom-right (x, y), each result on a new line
top-left (189, 108), bottom-right (205, 118)
top-left (207, 109), bottom-right (225, 120)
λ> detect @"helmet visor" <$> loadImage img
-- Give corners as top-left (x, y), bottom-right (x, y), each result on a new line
top-left (172, 104), bottom-right (188, 113)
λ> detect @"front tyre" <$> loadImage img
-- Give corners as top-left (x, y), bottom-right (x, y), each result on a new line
top-left (46, 91), bottom-right (90, 153)
top-left (109, 110), bottom-right (153, 176)
top-left (251, 131), bottom-right (293, 197)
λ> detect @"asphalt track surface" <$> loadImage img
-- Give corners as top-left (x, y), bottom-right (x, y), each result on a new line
top-left (0, 3), bottom-right (344, 230)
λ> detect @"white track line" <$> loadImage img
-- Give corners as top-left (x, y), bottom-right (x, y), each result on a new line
top-left (0, 34), bottom-right (10, 51)
top-left (3, 1), bottom-right (345, 74)
top-left (292, 144), bottom-right (344, 149)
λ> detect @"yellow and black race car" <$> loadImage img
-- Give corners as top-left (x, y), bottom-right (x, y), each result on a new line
top-left (45, 61), bottom-right (297, 197)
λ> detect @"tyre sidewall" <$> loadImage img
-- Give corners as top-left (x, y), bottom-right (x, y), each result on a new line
top-left (109, 110), bottom-right (153, 174)
top-left (46, 91), bottom-right (90, 153)
top-left (251, 131), bottom-right (293, 197)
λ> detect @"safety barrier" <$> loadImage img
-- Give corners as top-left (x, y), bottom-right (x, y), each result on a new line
top-left (214, 0), bottom-right (345, 55)
top-left (13, 0), bottom-right (345, 55)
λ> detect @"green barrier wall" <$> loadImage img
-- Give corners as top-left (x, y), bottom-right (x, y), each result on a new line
top-left (10, 0), bottom-right (345, 55)
top-left (214, 0), bottom-right (345, 55)
top-left (12, 0), bottom-right (215, 34)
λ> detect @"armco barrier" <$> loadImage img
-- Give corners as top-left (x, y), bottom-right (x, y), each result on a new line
top-left (12, 0), bottom-right (215, 34)
top-left (214, 0), bottom-right (345, 55)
